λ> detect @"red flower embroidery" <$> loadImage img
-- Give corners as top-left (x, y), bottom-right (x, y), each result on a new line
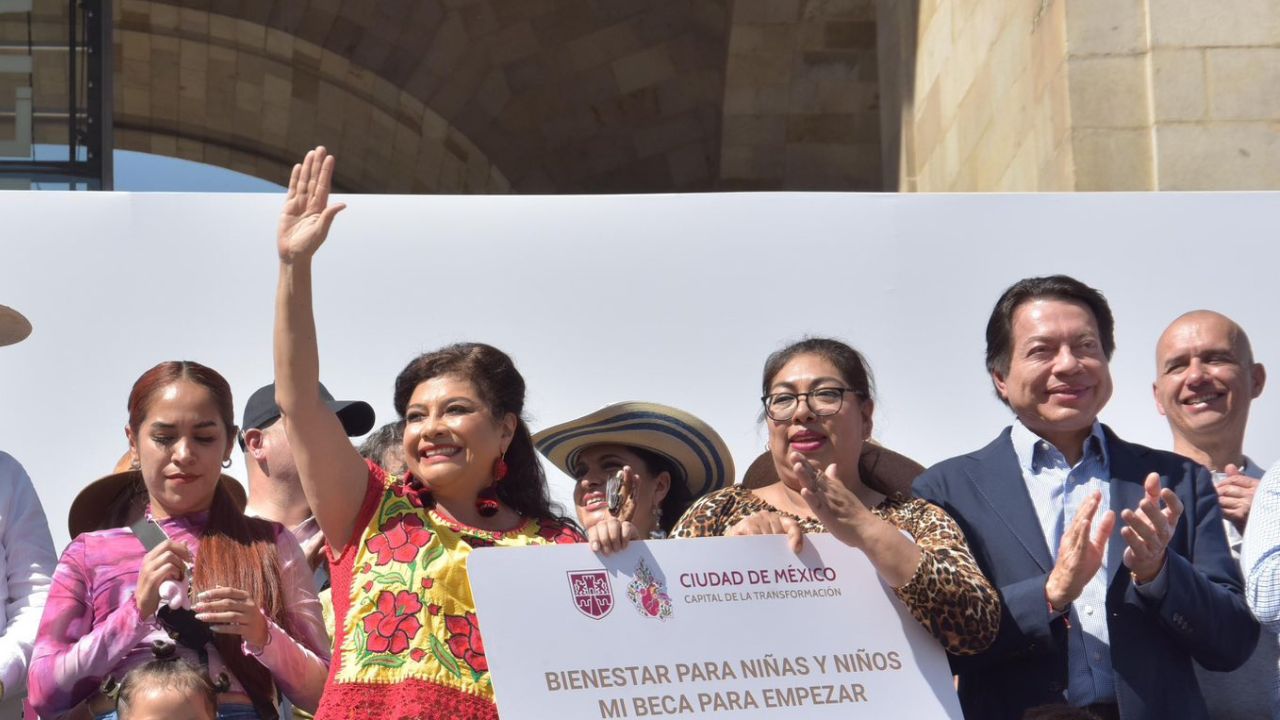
top-left (444, 612), bottom-right (488, 673)
top-left (428, 604), bottom-right (441, 616)
top-left (538, 521), bottom-right (585, 545)
top-left (362, 590), bottom-right (423, 654)
top-left (392, 477), bottom-right (430, 508)
top-left (410, 648), bottom-right (427, 662)
top-left (421, 578), bottom-right (434, 589)
top-left (365, 514), bottom-right (434, 566)
top-left (465, 535), bottom-right (496, 550)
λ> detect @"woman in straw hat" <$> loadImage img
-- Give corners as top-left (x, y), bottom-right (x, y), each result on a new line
top-left (0, 304), bottom-right (58, 720)
top-left (29, 361), bottom-right (330, 720)
top-left (534, 402), bottom-right (733, 554)
top-left (271, 147), bottom-right (582, 720)
top-left (672, 337), bottom-right (1001, 656)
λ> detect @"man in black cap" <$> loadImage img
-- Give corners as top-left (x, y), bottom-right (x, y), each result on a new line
top-left (240, 382), bottom-right (374, 589)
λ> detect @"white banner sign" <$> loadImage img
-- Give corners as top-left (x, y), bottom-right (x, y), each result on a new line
top-left (468, 534), bottom-right (963, 719)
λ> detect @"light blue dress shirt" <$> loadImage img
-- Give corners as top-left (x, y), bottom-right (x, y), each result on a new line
top-left (1240, 459), bottom-right (1280, 717)
top-left (1011, 419), bottom-right (1116, 706)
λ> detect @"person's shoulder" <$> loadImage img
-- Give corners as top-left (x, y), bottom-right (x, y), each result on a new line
top-left (530, 516), bottom-right (585, 544)
top-left (671, 485), bottom-right (753, 538)
top-left (877, 493), bottom-right (927, 520)
top-left (0, 450), bottom-right (28, 479)
top-left (75, 526), bottom-right (135, 542)
top-left (249, 515), bottom-right (291, 542)
top-left (1102, 427), bottom-right (1202, 478)
top-left (700, 485), bottom-right (752, 502)
top-left (694, 485), bottom-right (757, 514)
top-left (63, 526), bottom-right (139, 564)
top-left (879, 495), bottom-right (957, 532)
top-left (916, 430), bottom-right (1013, 485)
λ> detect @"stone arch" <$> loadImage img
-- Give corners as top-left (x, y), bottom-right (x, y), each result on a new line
top-left (15, 1), bottom-right (898, 193)
top-left (114, 1), bottom-right (507, 192)
top-left (109, 0), bottom-right (733, 193)
top-left (718, 0), bottom-right (885, 190)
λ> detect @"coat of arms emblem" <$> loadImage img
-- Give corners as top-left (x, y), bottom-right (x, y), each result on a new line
top-left (567, 570), bottom-right (613, 619)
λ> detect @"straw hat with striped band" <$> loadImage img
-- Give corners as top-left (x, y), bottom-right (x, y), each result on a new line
top-left (0, 304), bottom-right (32, 347)
top-left (533, 402), bottom-right (734, 500)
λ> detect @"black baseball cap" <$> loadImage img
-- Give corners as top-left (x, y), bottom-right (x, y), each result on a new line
top-left (240, 382), bottom-right (376, 449)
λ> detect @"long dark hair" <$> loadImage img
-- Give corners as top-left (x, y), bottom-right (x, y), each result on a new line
top-left (629, 446), bottom-right (693, 535)
top-left (128, 361), bottom-right (291, 718)
top-left (394, 343), bottom-right (567, 523)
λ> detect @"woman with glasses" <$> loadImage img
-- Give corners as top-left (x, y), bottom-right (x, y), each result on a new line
top-left (671, 338), bottom-right (1000, 655)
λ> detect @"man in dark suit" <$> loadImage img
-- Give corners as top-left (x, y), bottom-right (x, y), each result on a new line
top-left (914, 275), bottom-right (1258, 720)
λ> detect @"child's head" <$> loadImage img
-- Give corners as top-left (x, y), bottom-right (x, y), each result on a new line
top-left (117, 659), bottom-right (217, 720)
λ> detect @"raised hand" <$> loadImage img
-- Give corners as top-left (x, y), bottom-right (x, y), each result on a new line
top-left (1121, 472), bottom-right (1183, 583)
top-left (1217, 464), bottom-right (1259, 532)
top-left (278, 146), bottom-right (346, 264)
top-left (1045, 491), bottom-right (1114, 610)
top-left (790, 451), bottom-right (875, 550)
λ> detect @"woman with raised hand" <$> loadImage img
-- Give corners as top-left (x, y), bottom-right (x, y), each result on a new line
top-left (534, 401), bottom-right (734, 554)
top-left (671, 337), bottom-right (1001, 656)
top-left (29, 362), bottom-right (330, 720)
top-left (274, 147), bottom-right (581, 720)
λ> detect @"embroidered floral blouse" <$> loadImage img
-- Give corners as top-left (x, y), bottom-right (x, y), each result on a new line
top-left (29, 511), bottom-right (331, 717)
top-left (315, 462), bottom-right (582, 720)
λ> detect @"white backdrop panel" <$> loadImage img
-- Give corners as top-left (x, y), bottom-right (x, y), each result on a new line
top-left (0, 191), bottom-right (1275, 551)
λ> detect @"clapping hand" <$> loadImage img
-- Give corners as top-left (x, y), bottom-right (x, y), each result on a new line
top-left (1121, 472), bottom-right (1182, 583)
top-left (1046, 491), bottom-right (1114, 610)
top-left (790, 451), bottom-right (875, 550)
top-left (1217, 464), bottom-right (1258, 532)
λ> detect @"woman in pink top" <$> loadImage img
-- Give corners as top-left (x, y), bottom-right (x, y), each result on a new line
top-left (29, 362), bottom-right (330, 720)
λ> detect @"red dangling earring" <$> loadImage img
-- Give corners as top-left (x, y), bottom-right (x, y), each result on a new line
top-left (475, 453), bottom-right (508, 518)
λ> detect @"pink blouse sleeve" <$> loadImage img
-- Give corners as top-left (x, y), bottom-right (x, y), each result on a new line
top-left (246, 526), bottom-right (331, 713)
top-left (28, 537), bottom-right (153, 717)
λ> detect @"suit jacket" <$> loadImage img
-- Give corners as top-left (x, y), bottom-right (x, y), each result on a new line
top-left (913, 426), bottom-right (1258, 720)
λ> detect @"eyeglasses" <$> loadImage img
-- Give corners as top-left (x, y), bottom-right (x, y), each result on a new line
top-left (761, 388), bottom-right (861, 421)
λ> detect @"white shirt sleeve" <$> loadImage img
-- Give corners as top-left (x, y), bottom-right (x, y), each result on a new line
top-left (1242, 460), bottom-right (1280, 629)
top-left (0, 452), bottom-right (58, 696)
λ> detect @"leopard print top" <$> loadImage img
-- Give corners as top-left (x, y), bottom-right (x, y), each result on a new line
top-left (671, 485), bottom-right (1000, 656)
